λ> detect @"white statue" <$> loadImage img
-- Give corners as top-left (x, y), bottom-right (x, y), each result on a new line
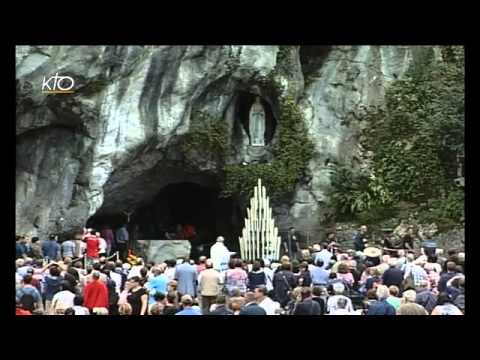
top-left (249, 96), bottom-right (266, 146)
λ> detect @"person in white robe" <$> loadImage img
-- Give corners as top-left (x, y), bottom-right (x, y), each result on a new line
top-left (210, 236), bottom-right (234, 273)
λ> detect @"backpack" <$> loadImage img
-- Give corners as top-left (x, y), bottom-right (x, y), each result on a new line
top-left (20, 294), bottom-right (35, 312)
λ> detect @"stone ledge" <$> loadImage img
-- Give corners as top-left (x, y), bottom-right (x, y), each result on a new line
top-left (139, 240), bottom-right (192, 263)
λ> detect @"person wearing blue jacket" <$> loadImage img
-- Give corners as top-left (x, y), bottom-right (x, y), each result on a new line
top-left (42, 266), bottom-right (63, 314)
top-left (41, 235), bottom-right (61, 262)
top-left (146, 266), bottom-right (168, 305)
top-left (366, 285), bottom-right (396, 315)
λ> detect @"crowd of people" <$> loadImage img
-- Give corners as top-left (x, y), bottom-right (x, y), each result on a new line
top-left (15, 225), bottom-right (465, 315)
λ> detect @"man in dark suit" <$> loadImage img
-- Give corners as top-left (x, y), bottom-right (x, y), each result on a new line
top-left (282, 227), bottom-right (299, 260)
top-left (239, 292), bottom-right (267, 315)
top-left (293, 287), bottom-right (321, 315)
top-left (209, 295), bottom-right (233, 315)
top-left (382, 258), bottom-right (404, 292)
top-left (353, 225), bottom-right (368, 252)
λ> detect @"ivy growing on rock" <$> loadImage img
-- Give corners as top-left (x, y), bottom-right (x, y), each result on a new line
top-left (327, 164), bottom-right (394, 221)
top-left (328, 46), bottom-right (464, 225)
top-left (181, 111), bottom-right (229, 166)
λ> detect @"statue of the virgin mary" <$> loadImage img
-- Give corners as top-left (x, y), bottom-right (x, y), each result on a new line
top-left (249, 96), bottom-right (266, 146)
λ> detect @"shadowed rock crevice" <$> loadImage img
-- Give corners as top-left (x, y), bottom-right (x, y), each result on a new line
top-left (299, 45), bottom-right (332, 82)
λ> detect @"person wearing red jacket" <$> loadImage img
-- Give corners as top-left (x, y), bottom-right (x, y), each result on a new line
top-left (83, 271), bottom-right (108, 312)
top-left (83, 228), bottom-right (100, 265)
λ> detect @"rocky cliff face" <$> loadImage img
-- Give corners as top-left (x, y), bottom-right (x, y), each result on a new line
top-left (16, 45), bottom-right (423, 241)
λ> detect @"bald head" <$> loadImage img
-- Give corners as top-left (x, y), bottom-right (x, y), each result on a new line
top-left (216, 236), bottom-right (224, 242)
top-left (205, 259), bottom-right (214, 269)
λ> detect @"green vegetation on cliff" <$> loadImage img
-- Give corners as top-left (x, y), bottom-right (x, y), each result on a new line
top-left (329, 46), bottom-right (464, 225)
top-left (181, 111), bottom-right (229, 166)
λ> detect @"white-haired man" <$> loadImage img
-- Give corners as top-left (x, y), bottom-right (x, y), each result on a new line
top-left (329, 297), bottom-right (357, 315)
top-left (326, 282), bottom-right (354, 314)
top-left (210, 236), bottom-right (233, 272)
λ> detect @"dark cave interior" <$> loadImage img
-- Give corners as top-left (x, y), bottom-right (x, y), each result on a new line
top-left (87, 182), bottom-right (244, 252)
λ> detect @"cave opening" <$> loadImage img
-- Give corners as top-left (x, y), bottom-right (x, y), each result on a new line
top-left (235, 91), bottom-right (276, 144)
top-left (87, 182), bottom-right (244, 256)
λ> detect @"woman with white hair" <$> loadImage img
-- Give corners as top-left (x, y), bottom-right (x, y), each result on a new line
top-left (401, 289), bottom-right (417, 304)
top-left (397, 302), bottom-right (428, 315)
top-left (366, 285), bottom-right (396, 315)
